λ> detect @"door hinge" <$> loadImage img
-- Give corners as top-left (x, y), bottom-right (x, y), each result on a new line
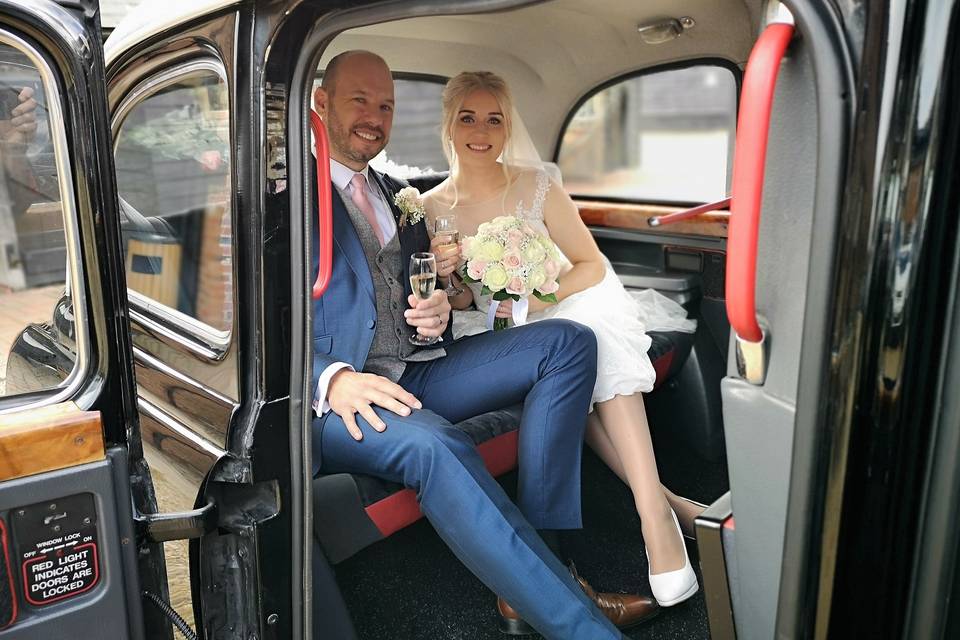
top-left (135, 500), bottom-right (218, 542)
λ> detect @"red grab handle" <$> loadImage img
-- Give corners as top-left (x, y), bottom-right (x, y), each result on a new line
top-left (726, 23), bottom-right (794, 342)
top-left (649, 197), bottom-right (731, 227)
top-left (311, 109), bottom-right (333, 299)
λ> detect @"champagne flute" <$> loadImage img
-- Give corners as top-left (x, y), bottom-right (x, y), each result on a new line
top-left (434, 214), bottom-right (464, 296)
top-left (408, 252), bottom-right (440, 346)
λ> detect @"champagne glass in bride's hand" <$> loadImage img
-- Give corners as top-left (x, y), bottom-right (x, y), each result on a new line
top-left (408, 252), bottom-right (440, 346)
top-left (434, 214), bottom-right (464, 296)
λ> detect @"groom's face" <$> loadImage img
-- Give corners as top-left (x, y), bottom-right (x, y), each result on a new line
top-left (315, 54), bottom-right (395, 171)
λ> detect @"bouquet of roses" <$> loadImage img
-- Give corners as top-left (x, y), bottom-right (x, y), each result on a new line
top-left (460, 215), bottom-right (562, 330)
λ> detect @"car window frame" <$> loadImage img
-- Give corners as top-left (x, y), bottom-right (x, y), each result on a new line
top-left (0, 28), bottom-right (89, 412)
top-left (552, 57), bottom-right (743, 208)
top-left (110, 58), bottom-right (235, 359)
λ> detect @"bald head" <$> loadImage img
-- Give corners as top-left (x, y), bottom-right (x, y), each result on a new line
top-left (322, 50), bottom-right (390, 97)
top-left (314, 50), bottom-right (395, 171)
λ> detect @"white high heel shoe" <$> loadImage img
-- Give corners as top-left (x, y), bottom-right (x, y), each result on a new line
top-left (646, 509), bottom-right (699, 607)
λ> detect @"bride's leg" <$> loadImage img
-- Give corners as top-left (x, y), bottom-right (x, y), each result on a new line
top-left (594, 394), bottom-right (686, 574)
top-left (662, 485), bottom-right (706, 538)
top-left (587, 410), bottom-right (705, 538)
top-left (584, 413), bottom-right (627, 482)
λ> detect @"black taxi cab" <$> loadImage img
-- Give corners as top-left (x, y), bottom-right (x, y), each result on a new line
top-left (0, 0), bottom-right (957, 638)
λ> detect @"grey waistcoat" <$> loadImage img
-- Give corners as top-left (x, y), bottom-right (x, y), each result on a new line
top-left (337, 183), bottom-right (444, 382)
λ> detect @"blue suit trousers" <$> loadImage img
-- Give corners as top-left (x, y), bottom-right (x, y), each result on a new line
top-left (317, 320), bottom-right (621, 639)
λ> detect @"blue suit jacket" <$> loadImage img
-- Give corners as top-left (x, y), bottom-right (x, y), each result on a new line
top-left (309, 161), bottom-right (452, 473)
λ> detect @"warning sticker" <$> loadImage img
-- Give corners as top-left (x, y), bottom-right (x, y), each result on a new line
top-left (11, 493), bottom-right (100, 607)
top-left (22, 543), bottom-right (98, 605)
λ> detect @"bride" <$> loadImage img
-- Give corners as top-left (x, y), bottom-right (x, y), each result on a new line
top-left (422, 71), bottom-right (699, 609)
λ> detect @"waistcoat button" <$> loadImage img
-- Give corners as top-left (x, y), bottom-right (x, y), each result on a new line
top-left (367, 319), bottom-right (375, 329)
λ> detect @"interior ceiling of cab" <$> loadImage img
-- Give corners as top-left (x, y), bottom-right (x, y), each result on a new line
top-left (323, 0), bottom-right (765, 152)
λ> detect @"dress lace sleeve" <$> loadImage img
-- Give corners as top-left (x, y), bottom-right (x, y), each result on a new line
top-left (514, 170), bottom-right (552, 222)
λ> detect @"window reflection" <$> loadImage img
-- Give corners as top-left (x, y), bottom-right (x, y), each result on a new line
top-left (0, 41), bottom-right (73, 397)
top-left (114, 70), bottom-right (233, 334)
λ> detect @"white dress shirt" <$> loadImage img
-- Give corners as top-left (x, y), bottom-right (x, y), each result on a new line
top-left (313, 159), bottom-right (398, 417)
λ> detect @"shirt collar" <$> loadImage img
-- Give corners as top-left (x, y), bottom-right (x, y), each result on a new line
top-left (330, 158), bottom-right (373, 192)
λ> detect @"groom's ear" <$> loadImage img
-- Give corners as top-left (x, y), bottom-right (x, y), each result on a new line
top-left (313, 86), bottom-right (328, 119)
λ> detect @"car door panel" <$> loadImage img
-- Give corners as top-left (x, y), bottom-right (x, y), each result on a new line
top-left (0, 0), bottom-right (169, 637)
top-left (0, 451), bottom-right (141, 639)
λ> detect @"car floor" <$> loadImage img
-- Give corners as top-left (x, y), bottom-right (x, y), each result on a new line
top-left (335, 427), bottom-right (729, 639)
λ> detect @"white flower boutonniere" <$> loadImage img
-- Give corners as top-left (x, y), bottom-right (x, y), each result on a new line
top-left (394, 186), bottom-right (426, 228)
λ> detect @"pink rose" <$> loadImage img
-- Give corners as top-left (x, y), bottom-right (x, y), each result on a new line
top-left (502, 251), bottom-right (523, 270)
top-left (467, 260), bottom-right (488, 280)
top-left (507, 229), bottom-right (525, 248)
top-left (543, 259), bottom-right (559, 279)
top-left (506, 276), bottom-right (527, 296)
top-left (539, 278), bottom-right (559, 294)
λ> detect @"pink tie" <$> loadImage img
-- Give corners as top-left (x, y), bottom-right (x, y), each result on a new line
top-left (350, 173), bottom-right (385, 247)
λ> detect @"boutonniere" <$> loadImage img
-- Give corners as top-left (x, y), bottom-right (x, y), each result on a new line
top-left (394, 186), bottom-right (426, 228)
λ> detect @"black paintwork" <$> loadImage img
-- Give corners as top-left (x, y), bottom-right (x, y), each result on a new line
top-left (826, 0), bottom-right (960, 636)
top-left (778, 0), bottom-right (960, 638)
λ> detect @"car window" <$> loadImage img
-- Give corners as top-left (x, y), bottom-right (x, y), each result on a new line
top-left (557, 65), bottom-right (737, 204)
top-left (113, 65), bottom-right (233, 337)
top-left (0, 36), bottom-right (81, 399)
top-left (373, 78), bottom-right (447, 176)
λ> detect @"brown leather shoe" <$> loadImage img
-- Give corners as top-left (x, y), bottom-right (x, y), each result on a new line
top-left (496, 565), bottom-right (659, 635)
top-left (497, 597), bottom-right (537, 635)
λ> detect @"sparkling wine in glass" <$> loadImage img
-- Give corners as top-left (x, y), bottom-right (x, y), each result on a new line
top-left (409, 252), bottom-right (440, 346)
top-left (434, 214), bottom-right (464, 296)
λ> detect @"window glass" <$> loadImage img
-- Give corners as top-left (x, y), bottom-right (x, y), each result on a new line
top-left (373, 78), bottom-right (447, 175)
top-left (114, 68), bottom-right (233, 334)
top-left (0, 38), bottom-right (75, 398)
top-left (558, 65), bottom-right (736, 203)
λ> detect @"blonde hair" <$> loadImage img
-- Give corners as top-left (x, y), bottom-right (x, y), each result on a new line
top-left (440, 71), bottom-right (516, 208)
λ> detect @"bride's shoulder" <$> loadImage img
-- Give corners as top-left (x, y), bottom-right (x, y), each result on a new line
top-left (422, 179), bottom-right (451, 201)
top-left (506, 166), bottom-right (550, 191)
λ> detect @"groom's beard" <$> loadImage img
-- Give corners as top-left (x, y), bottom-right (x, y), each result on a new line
top-left (328, 108), bottom-right (387, 166)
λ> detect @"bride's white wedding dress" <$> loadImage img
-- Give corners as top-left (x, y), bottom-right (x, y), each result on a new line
top-left (434, 170), bottom-right (695, 408)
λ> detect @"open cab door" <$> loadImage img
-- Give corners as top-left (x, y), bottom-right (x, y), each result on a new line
top-left (0, 1), bottom-right (175, 637)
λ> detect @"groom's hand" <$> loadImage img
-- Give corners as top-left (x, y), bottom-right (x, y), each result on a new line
top-left (327, 370), bottom-right (423, 441)
top-left (405, 290), bottom-right (450, 338)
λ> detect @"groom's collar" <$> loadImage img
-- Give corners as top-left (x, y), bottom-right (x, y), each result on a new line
top-left (330, 157), bottom-right (374, 192)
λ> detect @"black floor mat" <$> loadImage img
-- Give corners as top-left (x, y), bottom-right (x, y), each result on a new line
top-left (335, 438), bottom-right (728, 640)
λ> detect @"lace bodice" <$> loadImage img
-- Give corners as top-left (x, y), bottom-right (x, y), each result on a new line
top-left (513, 170), bottom-right (551, 226)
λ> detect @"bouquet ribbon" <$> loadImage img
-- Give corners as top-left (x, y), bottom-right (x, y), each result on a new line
top-left (487, 297), bottom-right (530, 331)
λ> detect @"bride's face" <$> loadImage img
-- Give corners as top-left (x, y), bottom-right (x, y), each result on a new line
top-left (451, 90), bottom-right (507, 169)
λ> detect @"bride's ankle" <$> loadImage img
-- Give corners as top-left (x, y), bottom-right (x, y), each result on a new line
top-left (636, 497), bottom-right (673, 525)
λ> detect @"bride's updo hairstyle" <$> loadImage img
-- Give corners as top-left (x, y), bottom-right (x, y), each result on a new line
top-left (441, 71), bottom-right (517, 207)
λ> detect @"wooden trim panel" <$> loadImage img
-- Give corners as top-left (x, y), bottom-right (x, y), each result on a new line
top-left (576, 199), bottom-right (729, 238)
top-left (0, 403), bottom-right (105, 481)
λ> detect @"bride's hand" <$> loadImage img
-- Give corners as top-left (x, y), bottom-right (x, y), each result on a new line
top-left (430, 234), bottom-right (461, 278)
top-left (494, 296), bottom-right (551, 319)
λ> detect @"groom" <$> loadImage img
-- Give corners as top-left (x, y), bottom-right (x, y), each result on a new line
top-left (310, 50), bottom-right (656, 639)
